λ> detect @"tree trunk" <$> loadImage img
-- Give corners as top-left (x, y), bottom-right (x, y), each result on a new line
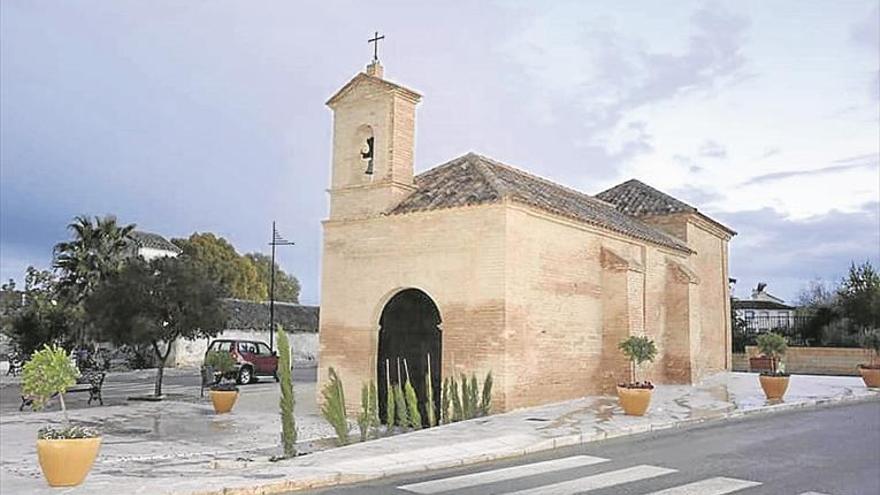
top-left (151, 340), bottom-right (173, 397)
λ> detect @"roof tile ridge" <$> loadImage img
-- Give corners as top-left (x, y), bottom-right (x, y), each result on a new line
top-left (465, 152), bottom-right (511, 198)
top-left (471, 153), bottom-right (604, 204)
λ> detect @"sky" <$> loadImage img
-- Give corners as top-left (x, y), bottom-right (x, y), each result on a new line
top-left (1, 0), bottom-right (878, 305)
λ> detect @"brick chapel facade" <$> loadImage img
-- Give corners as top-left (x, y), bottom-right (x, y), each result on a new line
top-left (318, 60), bottom-right (736, 414)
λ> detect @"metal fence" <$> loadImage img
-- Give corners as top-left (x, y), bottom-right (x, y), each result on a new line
top-left (732, 315), bottom-right (820, 351)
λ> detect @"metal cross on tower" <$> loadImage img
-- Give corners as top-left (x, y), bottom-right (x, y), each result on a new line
top-left (368, 31), bottom-right (385, 62)
top-left (268, 221), bottom-right (295, 351)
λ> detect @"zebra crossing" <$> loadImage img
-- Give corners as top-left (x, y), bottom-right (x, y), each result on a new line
top-left (397, 455), bottom-right (832, 495)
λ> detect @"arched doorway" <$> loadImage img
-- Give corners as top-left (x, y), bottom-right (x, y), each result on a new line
top-left (377, 288), bottom-right (441, 426)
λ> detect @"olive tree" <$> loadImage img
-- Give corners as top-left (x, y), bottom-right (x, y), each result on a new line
top-left (86, 256), bottom-right (226, 396)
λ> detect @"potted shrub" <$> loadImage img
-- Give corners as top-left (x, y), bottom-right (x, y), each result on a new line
top-left (616, 335), bottom-right (657, 416)
top-left (756, 332), bottom-right (789, 400)
top-left (205, 350), bottom-right (239, 414)
top-left (858, 329), bottom-right (880, 388)
top-left (22, 344), bottom-right (101, 487)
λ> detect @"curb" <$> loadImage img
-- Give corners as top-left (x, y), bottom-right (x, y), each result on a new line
top-left (187, 392), bottom-right (880, 495)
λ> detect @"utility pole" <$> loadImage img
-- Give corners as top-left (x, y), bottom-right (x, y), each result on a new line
top-left (269, 221), bottom-right (294, 351)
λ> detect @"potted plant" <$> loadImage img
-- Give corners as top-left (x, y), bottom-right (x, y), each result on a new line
top-left (616, 335), bottom-right (657, 416)
top-left (205, 350), bottom-right (239, 414)
top-left (22, 344), bottom-right (101, 487)
top-left (756, 332), bottom-right (789, 400)
top-left (858, 329), bottom-right (880, 388)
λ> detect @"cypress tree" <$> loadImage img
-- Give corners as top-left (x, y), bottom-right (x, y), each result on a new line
top-left (277, 327), bottom-right (297, 457)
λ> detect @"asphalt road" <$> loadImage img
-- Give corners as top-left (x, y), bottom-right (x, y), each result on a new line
top-left (0, 366), bottom-right (317, 414)
top-left (303, 401), bottom-right (880, 495)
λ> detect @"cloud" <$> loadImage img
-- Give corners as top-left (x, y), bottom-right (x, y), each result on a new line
top-left (668, 185), bottom-right (723, 205)
top-left (759, 147), bottom-right (781, 159)
top-left (502, 3), bottom-right (749, 179)
top-left (741, 153), bottom-right (879, 186)
top-left (698, 140), bottom-right (727, 159)
top-left (850, 4), bottom-right (880, 100)
top-left (718, 201), bottom-right (880, 302)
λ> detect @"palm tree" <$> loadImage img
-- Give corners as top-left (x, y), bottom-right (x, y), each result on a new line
top-left (53, 215), bottom-right (136, 303)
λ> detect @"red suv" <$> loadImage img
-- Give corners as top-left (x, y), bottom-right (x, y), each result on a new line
top-left (206, 339), bottom-right (279, 384)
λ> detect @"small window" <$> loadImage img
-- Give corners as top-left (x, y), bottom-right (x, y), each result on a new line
top-left (745, 311), bottom-right (755, 320)
top-left (256, 343), bottom-right (272, 356)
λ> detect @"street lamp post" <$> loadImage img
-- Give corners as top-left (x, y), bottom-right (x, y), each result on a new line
top-left (269, 221), bottom-right (294, 351)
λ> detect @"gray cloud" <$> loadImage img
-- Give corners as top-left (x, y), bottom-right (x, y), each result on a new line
top-left (850, 4), bottom-right (880, 100)
top-left (741, 153), bottom-right (879, 186)
top-left (500, 3), bottom-right (749, 181)
top-left (718, 202), bottom-right (880, 302)
top-left (699, 140), bottom-right (727, 159)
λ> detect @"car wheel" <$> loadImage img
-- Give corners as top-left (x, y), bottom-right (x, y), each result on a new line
top-left (238, 366), bottom-right (253, 385)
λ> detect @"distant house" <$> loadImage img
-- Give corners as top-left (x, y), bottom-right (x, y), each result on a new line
top-left (732, 283), bottom-right (795, 330)
top-left (127, 231), bottom-right (182, 260)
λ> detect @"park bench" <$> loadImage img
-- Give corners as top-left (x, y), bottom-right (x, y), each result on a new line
top-left (5, 354), bottom-right (23, 376)
top-left (19, 371), bottom-right (105, 411)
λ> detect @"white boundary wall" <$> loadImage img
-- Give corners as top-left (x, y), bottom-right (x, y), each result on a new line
top-left (168, 329), bottom-right (318, 368)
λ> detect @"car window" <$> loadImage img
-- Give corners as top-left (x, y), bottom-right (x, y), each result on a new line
top-left (238, 342), bottom-right (257, 354)
top-left (216, 341), bottom-right (231, 352)
top-left (256, 343), bottom-right (272, 356)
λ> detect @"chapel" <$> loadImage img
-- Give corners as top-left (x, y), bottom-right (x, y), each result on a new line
top-left (317, 58), bottom-right (736, 414)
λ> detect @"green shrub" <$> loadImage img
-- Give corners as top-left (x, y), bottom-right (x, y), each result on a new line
top-left (394, 359), bottom-right (409, 428)
top-left (460, 374), bottom-right (471, 419)
top-left (451, 376), bottom-right (463, 422)
top-left (357, 381), bottom-right (379, 442)
top-left (618, 336), bottom-right (658, 384)
top-left (276, 327), bottom-right (297, 457)
top-left (440, 377), bottom-right (451, 424)
top-left (320, 367), bottom-right (349, 445)
top-left (468, 374), bottom-right (479, 417)
top-left (205, 350), bottom-right (238, 390)
top-left (425, 355), bottom-right (437, 427)
top-left (22, 344), bottom-right (79, 423)
top-left (402, 359), bottom-right (422, 429)
top-left (384, 359), bottom-right (396, 429)
top-left (479, 372), bottom-right (493, 416)
top-left (756, 332), bottom-right (788, 374)
top-left (403, 378), bottom-right (422, 429)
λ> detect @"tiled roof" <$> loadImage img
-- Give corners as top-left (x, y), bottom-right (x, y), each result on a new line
top-left (732, 299), bottom-right (794, 310)
top-left (223, 299), bottom-right (319, 332)
top-left (595, 179), bottom-right (697, 217)
top-left (128, 231), bottom-right (182, 253)
top-left (391, 153), bottom-right (691, 252)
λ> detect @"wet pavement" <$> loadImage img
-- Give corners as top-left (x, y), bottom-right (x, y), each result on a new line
top-left (0, 372), bottom-right (877, 495)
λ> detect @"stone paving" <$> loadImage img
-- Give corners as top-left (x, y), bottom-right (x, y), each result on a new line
top-left (1, 372), bottom-right (877, 495)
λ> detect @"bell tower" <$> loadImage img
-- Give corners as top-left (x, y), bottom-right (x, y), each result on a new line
top-left (325, 58), bottom-right (421, 220)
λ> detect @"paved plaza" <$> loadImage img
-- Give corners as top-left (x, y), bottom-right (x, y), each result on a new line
top-left (0, 371), bottom-right (876, 494)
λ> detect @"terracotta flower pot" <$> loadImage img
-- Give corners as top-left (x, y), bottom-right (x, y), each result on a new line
top-left (210, 390), bottom-right (239, 414)
top-left (759, 375), bottom-right (789, 400)
top-left (36, 437), bottom-right (102, 487)
top-left (616, 386), bottom-right (653, 416)
top-left (858, 366), bottom-right (880, 388)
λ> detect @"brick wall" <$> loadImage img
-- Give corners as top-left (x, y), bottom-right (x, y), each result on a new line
top-left (743, 346), bottom-right (873, 376)
top-left (319, 204), bottom-right (508, 413)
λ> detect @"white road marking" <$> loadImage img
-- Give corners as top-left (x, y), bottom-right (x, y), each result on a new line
top-left (497, 465), bottom-right (677, 495)
top-left (398, 455), bottom-right (608, 494)
top-left (643, 476), bottom-right (762, 494)
top-left (799, 492), bottom-right (833, 495)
